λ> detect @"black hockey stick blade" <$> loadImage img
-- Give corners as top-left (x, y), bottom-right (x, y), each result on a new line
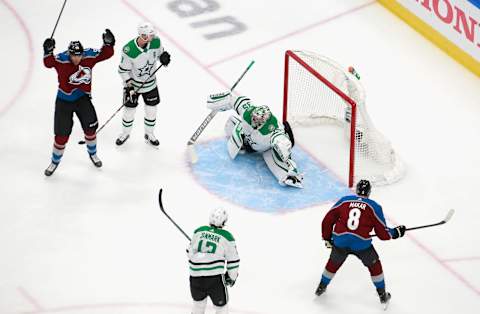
top-left (158, 189), bottom-right (191, 241)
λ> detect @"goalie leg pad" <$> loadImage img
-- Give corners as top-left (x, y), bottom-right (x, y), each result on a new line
top-left (271, 131), bottom-right (292, 162)
top-left (226, 116), bottom-right (245, 159)
top-left (263, 150), bottom-right (303, 188)
top-left (224, 115), bottom-right (242, 137)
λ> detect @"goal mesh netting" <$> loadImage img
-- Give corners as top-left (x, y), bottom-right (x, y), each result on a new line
top-left (283, 50), bottom-right (405, 187)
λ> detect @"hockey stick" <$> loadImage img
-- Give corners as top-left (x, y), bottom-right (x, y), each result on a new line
top-left (158, 188), bottom-right (191, 241)
top-left (187, 60), bottom-right (255, 163)
top-left (373, 209), bottom-right (455, 237)
top-left (78, 64), bottom-right (163, 145)
top-left (51, 0), bottom-right (68, 38)
top-left (404, 209), bottom-right (455, 232)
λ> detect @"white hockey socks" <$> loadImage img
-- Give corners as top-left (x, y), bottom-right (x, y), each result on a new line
top-left (121, 107), bottom-right (136, 135)
top-left (214, 305), bottom-right (229, 314)
top-left (191, 299), bottom-right (207, 314)
top-left (144, 105), bottom-right (157, 135)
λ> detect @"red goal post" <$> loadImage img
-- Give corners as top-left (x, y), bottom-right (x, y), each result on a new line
top-left (282, 50), bottom-right (405, 188)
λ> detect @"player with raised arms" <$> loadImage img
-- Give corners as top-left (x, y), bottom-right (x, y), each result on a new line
top-left (42, 29), bottom-right (115, 176)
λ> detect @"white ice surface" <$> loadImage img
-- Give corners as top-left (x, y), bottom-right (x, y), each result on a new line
top-left (0, 0), bottom-right (479, 313)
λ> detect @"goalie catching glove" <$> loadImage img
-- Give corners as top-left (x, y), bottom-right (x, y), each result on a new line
top-left (207, 91), bottom-right (233, 111)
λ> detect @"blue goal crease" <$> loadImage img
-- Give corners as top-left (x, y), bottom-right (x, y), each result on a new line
top-left (189, 139), bottom-right (351, 213)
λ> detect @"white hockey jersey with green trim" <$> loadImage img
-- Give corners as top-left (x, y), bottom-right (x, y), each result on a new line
top-left (118, 37), bottom-right (164, 93)
top-left (188, 225), bottom-right (240, 279)
top-left (232, 95), bottom-right (285, 153)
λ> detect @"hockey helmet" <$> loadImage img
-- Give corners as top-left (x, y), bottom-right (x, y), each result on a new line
top-left (251, 105), bottom-right (271, 129)
top-left (356, 179), bottom-right (371, 198)
top-left (209, 208), bottom-right (228, 228)
top-left (138, 22), bottom-right (156, 37)
top-left (68, 41), bottom-right (84, 56)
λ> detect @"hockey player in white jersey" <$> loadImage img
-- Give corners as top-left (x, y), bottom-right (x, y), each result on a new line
top-left (188, 209), bottom-right (240, 314)
top-left (117, 22), bottom-right (171, 146)
top-left (207, 92), bottom-right (304, 188)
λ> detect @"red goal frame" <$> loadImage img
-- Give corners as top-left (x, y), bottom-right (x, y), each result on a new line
top-left (282, 50), bottom-right (357, 187)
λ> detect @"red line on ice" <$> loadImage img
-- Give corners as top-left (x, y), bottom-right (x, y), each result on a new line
top-left (441, 256), bottom-right (480, 263)
top-left (387, 216), bottom-right (480, 296)
top-left (18, 300), bottom-right (262, 314)
top-left (0, 0), bottom-right (34, 116)
top-left (18, 287), bottom-right (44, 312)
top-left (206, 0), bottom-right (377, 68)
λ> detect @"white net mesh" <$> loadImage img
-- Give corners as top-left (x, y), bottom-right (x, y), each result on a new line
top-left (284, 50), bottom-right (405, 186)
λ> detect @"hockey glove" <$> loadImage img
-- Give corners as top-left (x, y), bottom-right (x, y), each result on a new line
top-left (159, 51), bottom-right (171, 66)
top-left (43, 38), bottom-right (55, 55)
top-left (324, 239), bottom-right (333, 249)
top-left (123, 80), bottom-right (138, 105)
top-left (102, 29), bottom-right (115, 46)
top-left (225, 273), bottom-right (236, 287)
top-left (207, 92), bottom-right (233, 111)
top-left (390, 225), bottom-right (406, 239)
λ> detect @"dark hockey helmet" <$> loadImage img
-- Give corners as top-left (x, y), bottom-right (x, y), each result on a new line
top-left (356, 179), bottom-right (371, 198)
top-left (68, 41), bottom-right (84, 56)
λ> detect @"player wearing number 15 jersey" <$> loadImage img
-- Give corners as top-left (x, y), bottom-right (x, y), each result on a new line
top-left (187, 209), bottom-right (240, 314)
top-left (316, 180), bottom-right (406, 309)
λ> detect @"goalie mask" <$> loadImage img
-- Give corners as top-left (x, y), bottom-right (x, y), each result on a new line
top-left (251, 106), bottom-right (271, 129)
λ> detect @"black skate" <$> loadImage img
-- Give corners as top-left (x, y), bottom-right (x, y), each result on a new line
top-left (144, 133), bottom-right (159, 146)
top-left (44, 162), bottom-right (59, 176)
top-left (379, 291), bottom-right (391, 310)
top-left (89, 154), bottom-right (102, 168)
top-left (116, 134), bottom-right (130, 146)
top-left (315, 283), bottom-right (327, 296)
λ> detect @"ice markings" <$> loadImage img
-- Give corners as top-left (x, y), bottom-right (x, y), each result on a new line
top-left (190, 139), bottom-right (351, 212)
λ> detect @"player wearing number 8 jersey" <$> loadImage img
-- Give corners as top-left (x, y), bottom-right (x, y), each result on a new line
top-left (187, 209), bottom-right (240, 314)
top-left (316, 180), bottom-right (406, 309)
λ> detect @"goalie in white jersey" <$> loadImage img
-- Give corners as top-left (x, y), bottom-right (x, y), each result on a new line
top-left (188, 209), bottom-right (239, 314)
top-left (117, 22), bottom-right (171, 146)
top-left (207, 92), bottom-right (304, 188)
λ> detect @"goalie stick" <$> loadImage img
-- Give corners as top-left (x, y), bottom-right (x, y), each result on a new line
top-left (158, 188), bottom-right (191, 241)
top-left (372, 209), bottom-right (455, 237)
top-left (78, 64), bottom-right (163, 145)
top-left (187, 60), bottom-right (255, 163)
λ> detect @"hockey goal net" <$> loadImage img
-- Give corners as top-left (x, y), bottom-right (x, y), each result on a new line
top-left (283, 50), bottom-right (405, 187)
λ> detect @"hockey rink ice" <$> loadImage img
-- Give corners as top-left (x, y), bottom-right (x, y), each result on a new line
top-left (0, 0), bottom-right (479, 313)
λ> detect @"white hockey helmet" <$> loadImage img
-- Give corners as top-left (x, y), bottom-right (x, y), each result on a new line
top-left (251, 105), bottom-right (271, 128)
top-left (209, 208), bottom-right (228, 228)
top-left (138, 22), bottom-right (156, 37)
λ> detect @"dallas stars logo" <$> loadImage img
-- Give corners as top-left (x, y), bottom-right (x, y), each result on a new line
top-left (138, 60), bottom-right (154, 77)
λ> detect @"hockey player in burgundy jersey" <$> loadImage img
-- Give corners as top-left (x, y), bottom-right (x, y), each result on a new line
top-left (315, 180), bottom-right (406, 309)
top-left (42, 29), bottom-right (115, 176)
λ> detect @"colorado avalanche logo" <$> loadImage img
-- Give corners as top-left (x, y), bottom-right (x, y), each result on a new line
top-left (69, 66), bottom-right (92, 85)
